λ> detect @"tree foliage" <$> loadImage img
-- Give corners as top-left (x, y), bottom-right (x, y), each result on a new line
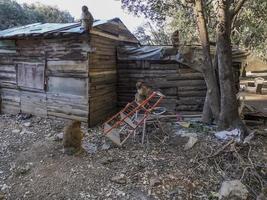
top-left (0, 0), bottom-right (74, 30)
top-left (122, 0), bottom-right (267, 58)
top-left (133, 25), bottom-right (153, 45)
top-left (134, 22), bottom-right (171, 45)
top-left (232, 0), bottom-right (267, 59)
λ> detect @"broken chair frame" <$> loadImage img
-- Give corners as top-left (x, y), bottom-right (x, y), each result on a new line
top-left (103, 91), bottom-right (165, 146)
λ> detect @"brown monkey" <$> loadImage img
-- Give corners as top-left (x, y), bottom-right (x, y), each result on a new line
top-left (135, 82), bottom-right (153, 104)
top-left (80, 5), bottom-right (94, 32)
top-left (171, 30), bottom-right (180, 48)
top-left (63, 120), bottom-right (84, 155)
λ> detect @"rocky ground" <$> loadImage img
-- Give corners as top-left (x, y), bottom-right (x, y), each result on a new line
top-left (0, 114), bottom-right (266, 200)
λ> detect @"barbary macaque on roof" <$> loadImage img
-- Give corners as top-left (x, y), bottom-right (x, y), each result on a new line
top-left (80, 5), bottom-right (94, 32)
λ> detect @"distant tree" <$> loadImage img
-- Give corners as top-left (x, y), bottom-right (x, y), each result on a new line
top-left (134, 26), bottom-right (152, 45)
top-left (126, 0), bottom-right (267, 60)
top-left (168, 8), bottom-right (198, 44)
top-left (146, 22), bottom-right (171, 45)
top-left (231, 0), bottom-right (267, 60)
top-left (134, 22), bottom-right (171, 45)
top-left (0, 0), bottom-right (74, 30)
top-left (0, 0), bottom-right (28, 29)
top-left (23, 3), bottom-right (74, 24)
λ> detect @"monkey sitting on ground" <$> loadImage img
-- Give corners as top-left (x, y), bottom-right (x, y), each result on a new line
top-left (63, 120), bottom-right (84, 155)
top-left (80, 5), bottom-right (94, 32)
top-left (135, 82), bottom-right (153, 104)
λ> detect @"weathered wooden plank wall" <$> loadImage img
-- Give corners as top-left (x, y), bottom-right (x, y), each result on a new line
top-left (0, 35), bottom-right (91, 122)
top-left (0, 43), bottom-right (19, 113)
top-left (45, 36), bottom-right (90, 122)
top-left (117, 60), bottom-right (207, 114)
top-left (0, 55), bottom-right (17, 89)
top-left (89, 34), bottom-right (118, 126)
top-left (0, 88), bottom-right (20, 114)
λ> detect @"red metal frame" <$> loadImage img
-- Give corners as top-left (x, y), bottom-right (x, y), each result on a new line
top-left (103, 91), bottom-right (165, 145)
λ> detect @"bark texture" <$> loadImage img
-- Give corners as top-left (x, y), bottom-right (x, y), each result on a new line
top-left (216, 0), bottom-right (247, 135)
top-left (194, 0), bottom-right (220, 123)
top-left (202, 92), bottom-right (213, 124)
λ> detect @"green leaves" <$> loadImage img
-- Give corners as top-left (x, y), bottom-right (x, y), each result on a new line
top-left (121, 0), bottom-right (267, 59)
top-left (232, 0), bottom-right (267, 60)
top-left (134, 22), bottom-right (171, 45)
top-left (0, 0), bottom-right (74, 30)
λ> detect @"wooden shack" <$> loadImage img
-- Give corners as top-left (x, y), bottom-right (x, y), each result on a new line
top-left (116, 45), bottom-right (245, 114)
top-left (116, 45), bottom-right (205, 114)
top-left (0, 18), bottom-right (138, 126)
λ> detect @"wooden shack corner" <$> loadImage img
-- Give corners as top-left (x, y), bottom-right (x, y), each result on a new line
top-left (0, 19), bottom-right (139, 127)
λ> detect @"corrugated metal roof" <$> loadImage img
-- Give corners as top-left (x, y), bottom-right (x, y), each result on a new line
top-left (0, 19), bottom-right (119, 39)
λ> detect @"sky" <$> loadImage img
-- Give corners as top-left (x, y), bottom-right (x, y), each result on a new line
top-left (16, 0), bottom-right (147, 32)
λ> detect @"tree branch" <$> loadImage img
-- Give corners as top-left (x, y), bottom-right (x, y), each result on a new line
top-left (231, 0), bottom-right (247, 18)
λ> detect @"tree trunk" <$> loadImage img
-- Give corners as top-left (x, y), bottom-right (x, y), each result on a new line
top-left (194, 0), bottom-right (220, 123)
top-left (216, 0), bottom-right (247, 136)
top-left (202, 92), bottom-right (213, 124)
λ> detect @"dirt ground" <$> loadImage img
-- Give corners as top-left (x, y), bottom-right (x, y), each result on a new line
top-left (0, 114), bottom-right (266, 200)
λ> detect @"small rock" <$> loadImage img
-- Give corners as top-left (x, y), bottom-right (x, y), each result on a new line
top-left (15, 163), bottom-right (33, 176)
top-left (1, 184), bottom-right (9, 192)
top-left (169, 187), bottom-right (182, 198)
top-left (150, 177), bottom-right (161, 187)
top-left (54, 132), bottom-right (63, 141)
top-left (20, 129), bottom-right (26, 135)
top-left (219, 180), bottom-right (248, 200)
top-left (105, 191), bottom-right (111, 197)
top-left (23, 122), bottom-right (31, 127)
top-left (101, 143), bottom-right (111, 150)
top-left (12, 129), bottom-right (21, 134)
top-left (23, 191), bottom-right (30, 198)
top-left (116, 190), bottom-right (125, 196)
top-left (82, 142), bottom-right (97, 154)
top-left (110, 174), bottom-right (127, 184)
top-left (184, 136), bottom-right (198, 150)
top-left (128, 189), bottom-right (151, 200)
top-left (100, 157), bottom-right (115, 165)
top-left (18, 113), bottom-right (32, 120)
